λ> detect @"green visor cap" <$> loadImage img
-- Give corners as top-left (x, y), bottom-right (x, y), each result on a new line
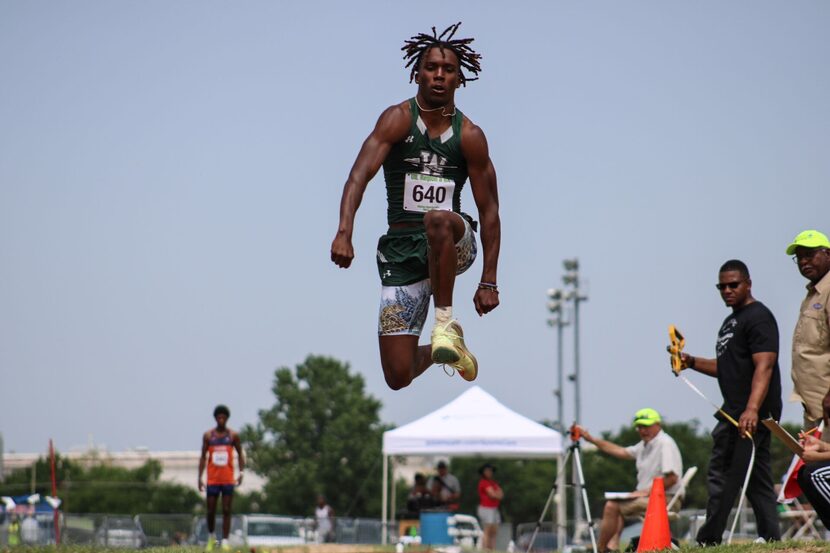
top-left (633, 408), bottom-right (661, 427)
top-left (786, 230), bottom-right (830, 255)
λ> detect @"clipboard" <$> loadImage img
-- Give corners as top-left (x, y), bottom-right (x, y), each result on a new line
top-left (762, 418), bottom-right (804, 457)
top-left (604, 492), bottom-right (635, 500)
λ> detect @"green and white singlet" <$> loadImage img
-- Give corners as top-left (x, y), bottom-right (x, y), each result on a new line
top-left (383, 98), bottom-right (468, 226)
top-left (376, 99), bottom-right (476, 288)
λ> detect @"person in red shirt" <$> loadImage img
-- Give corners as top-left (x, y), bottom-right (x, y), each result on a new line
top-left (477, 463), bottom-right (503, 550)
top-left (198, 405), bottom-right (245, 551)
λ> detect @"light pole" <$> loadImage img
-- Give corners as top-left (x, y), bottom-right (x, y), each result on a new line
top-left (562, 258), bottom-right (588, 543)
top-left (546, 288), bottom-right (568, 433)
top-left (562, 258), bottom-right (587, 424)
top-left (546, 288), bottom-right (569, 549)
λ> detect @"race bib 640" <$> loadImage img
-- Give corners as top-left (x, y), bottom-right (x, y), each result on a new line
top-left (403, 173), bottom-right (455, 213)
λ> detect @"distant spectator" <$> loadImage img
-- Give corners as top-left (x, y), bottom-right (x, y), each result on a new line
top-left (428, 460), bottom-right (461, 510)
top-left (477, 463), bottom-right (503, 550)
top-left (406, 473), bottom-right (436, 516)
top-left (8, 515), bottom-right (21, 546)
top-left (314, 495), bottom-right (335, 543)
top-left (20, 514), bottom-right (39, 545)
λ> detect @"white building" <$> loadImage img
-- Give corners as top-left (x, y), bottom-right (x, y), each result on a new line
top-left (1, 447), bottom-right (265, 494)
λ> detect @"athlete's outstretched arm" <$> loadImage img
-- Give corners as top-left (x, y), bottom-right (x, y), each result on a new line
top-left (462, 120), bottom-right (500, 316)
top-left (331, 103), bottom-right (410, 268)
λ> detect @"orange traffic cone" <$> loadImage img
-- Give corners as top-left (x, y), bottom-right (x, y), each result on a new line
top-left (636, 477), bottom-right (672, 552)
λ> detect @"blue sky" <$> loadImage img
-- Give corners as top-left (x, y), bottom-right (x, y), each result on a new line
top-left (1, 1), bottom-right (827, 453)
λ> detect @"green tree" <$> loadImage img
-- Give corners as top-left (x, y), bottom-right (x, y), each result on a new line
top-left (241, 355), bottom-right (389, 517)
top-left (0, 454), bottom-right (74, 498)
top-left (229, 490), bottom-right (267, 514)
top-left (64, 460), bottom-right (201, 514)
top-left (0, 455), bottom-right (200, 514)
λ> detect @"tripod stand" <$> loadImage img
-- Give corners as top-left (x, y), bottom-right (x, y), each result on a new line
top-left (525, 432), bottom-right (597, 553)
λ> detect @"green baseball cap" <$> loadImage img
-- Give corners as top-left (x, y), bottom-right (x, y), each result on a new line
top-left (786, 230), bottom-right (830, 255)
top-left (633, 408), bottom-right (661, 427)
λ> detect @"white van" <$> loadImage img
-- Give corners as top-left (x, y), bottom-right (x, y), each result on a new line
top-left (228, 515), bottom-right (305, 549)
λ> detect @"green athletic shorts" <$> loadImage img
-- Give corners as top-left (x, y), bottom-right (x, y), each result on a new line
top-left (376, 215), bottom-right (477, 336)
top-left (376, 215), bottom-right (476, 286)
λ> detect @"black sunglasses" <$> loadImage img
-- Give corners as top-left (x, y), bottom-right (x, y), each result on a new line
top-left (715, 280), bottom-right (745, 291)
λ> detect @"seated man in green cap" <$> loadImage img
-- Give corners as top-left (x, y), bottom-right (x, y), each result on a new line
top-left (786, 230), bottom-right (830, 434)
top-left (575, 408), bottom-right (683, 553)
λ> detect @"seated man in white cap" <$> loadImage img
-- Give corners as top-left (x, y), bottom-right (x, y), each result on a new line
top-left (576, 408), bottom-right (683, 553)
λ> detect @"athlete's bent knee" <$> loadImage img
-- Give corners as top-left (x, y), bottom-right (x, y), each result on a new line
top-left (381, 355), bottom-right (413, 389)
top-left (424, 211), bottom-right (454, 237)
top-left (383, 368), bottom-right (413, 390)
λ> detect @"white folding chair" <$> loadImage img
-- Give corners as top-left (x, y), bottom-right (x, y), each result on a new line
top-left (666, 466), bottom-right (698, 513)
top-left (780, 498), bottom-right (822, 540)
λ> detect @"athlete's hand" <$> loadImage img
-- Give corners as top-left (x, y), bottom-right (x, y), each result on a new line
top-left (198, 478), bottom-right (205, 492)
top-left (473, 288), bottom-right (499, 316)
top-left (236, 473), bottom-right (244, 486)
top-left (330, 232), bottom-right (354, 268)
top-left (738, 407), bottom-right (759, 437)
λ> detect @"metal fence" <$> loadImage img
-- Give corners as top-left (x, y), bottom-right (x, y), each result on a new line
top-left (1, 508), bottom-right (825, 548)
top-left (0, 513), bottom-right (400, 547)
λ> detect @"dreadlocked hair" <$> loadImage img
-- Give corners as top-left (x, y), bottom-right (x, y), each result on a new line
top-left (402, 22), bottom-right (482, 86)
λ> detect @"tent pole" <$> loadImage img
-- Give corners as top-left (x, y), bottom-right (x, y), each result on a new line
top-left (382, 454), bottom-right (389, 544)
top-left (390, 457), bottom-right (397, 530)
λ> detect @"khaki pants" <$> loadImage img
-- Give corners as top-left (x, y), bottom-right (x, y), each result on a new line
top-left (616, 494), bottom-right (680, 519)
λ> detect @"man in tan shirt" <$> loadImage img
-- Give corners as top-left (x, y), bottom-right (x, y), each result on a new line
top-left (787, 230), bottom-right (830, 431)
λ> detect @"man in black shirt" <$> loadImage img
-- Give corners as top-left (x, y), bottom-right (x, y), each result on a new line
top-left (674, 259), bottom-right (782, 545)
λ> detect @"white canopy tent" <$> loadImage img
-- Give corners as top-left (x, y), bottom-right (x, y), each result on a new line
top-left (381, 386), bottom-right (564, 543)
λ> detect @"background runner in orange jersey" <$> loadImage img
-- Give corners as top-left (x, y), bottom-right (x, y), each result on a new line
top-left (198, 405), bottom-right (244, 551)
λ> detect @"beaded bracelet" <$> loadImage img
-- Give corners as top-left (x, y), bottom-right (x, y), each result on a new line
top-left (478, 282), bottom-right (499, 293)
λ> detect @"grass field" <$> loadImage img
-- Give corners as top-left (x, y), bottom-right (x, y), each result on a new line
top-left (4, 543), bottom-right (828, 553)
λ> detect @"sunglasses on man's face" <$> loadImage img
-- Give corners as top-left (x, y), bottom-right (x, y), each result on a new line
top-left (715, 280), bottom-right (744, 291)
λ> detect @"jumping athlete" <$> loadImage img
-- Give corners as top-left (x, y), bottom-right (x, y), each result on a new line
top-left (330, 23), bottom-right (501, 390)
top-left (198, 405), bottom-right (245, 551)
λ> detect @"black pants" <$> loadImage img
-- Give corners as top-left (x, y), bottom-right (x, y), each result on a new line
top-left (797, 460), bottom-right (830, 529)
top-left (696, 420), bottom-right (781, 545)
